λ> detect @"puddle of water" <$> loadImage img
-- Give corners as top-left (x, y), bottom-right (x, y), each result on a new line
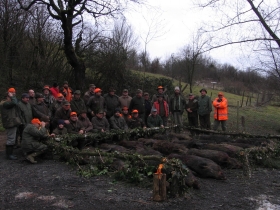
top-left (15, 192), bottom-right (37, 199)
top-left (248, 194), bottom-right (280, 210)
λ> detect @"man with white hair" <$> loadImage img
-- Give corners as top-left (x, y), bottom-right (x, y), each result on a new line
top-left (169, 86), bottom-right (186, 131)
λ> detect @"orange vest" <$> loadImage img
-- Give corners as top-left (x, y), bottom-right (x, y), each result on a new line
top-left (64, 87), bottom-right (72, 102)
top-left (153, 100), bottom-right (169, 117)
top-left (212, 97), bottom-right (228, 120)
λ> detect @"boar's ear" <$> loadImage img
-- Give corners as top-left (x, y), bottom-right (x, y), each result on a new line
top-left (199, 163), bottom-right (208, 169)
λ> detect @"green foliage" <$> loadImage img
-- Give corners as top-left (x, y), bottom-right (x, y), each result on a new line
top-left (238, 140), bottom-right (280, 169)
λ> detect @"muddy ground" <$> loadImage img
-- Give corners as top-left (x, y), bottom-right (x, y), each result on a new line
top-left (0, 134), bottom-right (280, 210)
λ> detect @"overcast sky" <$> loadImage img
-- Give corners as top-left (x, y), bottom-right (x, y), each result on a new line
top-left (125, 0), bottom-right (249, 69)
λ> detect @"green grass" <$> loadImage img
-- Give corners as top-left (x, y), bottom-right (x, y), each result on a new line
top-left (133, 70), bottom-right (280, 135)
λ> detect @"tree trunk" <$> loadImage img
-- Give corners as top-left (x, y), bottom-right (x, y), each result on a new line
top-left (61, 12), bottom-right (86, 90)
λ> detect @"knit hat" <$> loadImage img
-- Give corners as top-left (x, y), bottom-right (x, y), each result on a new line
top-left (57, 119), bottom-right (65, 125)
top-left (157, 86), bottom-right (164, 90)
top-left (131, 109), bottom-right (138, 114)
top-left (122, 106), bottom-right (129, 110)
top-left (31, 118), bottom-right (41, 125)
top-left (21, 93), bottom-right (29, 98)
top-left (174, 86), bottom-right (180, 91)
top-left (115, 108), bottom-right (121, 113)
top-left (218, 92), bottom-right (224, 96)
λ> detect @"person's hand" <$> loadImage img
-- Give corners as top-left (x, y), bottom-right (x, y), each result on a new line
top-left (79, 130), bottom-right (84, 134)
top-left (41, 121), bottom-right (46, 127)
top-left (50, 133), bottom-right (55, 137)
top-left (64, 120), bottom-right (70, 124)
top-left (143, 126), bottom-right (147, 129)
top-left (101, 129), bottom-right (105, 132)
top-left (187, 108), bottom-right (192, 112)
top-left (104, 112), bottom-right (106, 116)
top-left (160, 125), bottom-right (164, 128)
top-left (91, 111), bottom-right (95, 116)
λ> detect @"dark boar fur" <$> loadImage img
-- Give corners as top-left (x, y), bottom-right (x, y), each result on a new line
top-left (119, 140), bottom-right (143, 149)
top-left (137, 138), bottom-right (158, 146)
top-left (153, 141), bottom-right (188, 155)
top-left (202, 143), bottom-right (243, 157)
top-left (168, 154), bottom-right (226, 180)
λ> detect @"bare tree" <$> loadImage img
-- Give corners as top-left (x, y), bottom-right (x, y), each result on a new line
top-left (180, 31), bottom-right (208, 93)
top-left (17, 0), bottom-right (141, 89)
top-left (196, 0), bottom-right (280, 79)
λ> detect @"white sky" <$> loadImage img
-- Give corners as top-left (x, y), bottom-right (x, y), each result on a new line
top-left (125, 0), bottom-right (250, 69)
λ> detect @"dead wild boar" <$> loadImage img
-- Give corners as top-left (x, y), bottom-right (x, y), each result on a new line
top-left (202, 143), bottom-right (243, 158)
top-left (225, 142), bottom-right (255, 149)
top-left (171, 138), bottom-right (194, 148)
top-left (193, 135), bottom-right (231, 143)
top-left (168, 154), bottom-right (226, 180)
top-left (185, 170), bottom-right (200, 189)
top-left (187, 148), bottom-right (230, 167)
top-left (153, 141), bottom-right (188, 155)
top-left (98, 143), bottom-right (131, 154)
top-left (137, 138), bottom-right (159, 146)
top-left (169, 132), bottom-right (192, 140)
top-left (136, 146), bottom-right (162, 156)
top-left (119, 140), bottom-right (143, 149)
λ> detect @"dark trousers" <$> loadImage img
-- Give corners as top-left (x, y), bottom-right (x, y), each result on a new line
top-left (160, 116), bottom-right (168, 126)
top-left (199, 114), bottom-right (211, 129)
top-left (188, 116), bottom-right (198, 127)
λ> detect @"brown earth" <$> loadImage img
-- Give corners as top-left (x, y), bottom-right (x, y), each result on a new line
top-left (0, 133), bottom-right (280, 209)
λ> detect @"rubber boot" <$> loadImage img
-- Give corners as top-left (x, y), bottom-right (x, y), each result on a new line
top-left (6, 145), bottom-right (18, 160)
top-left (26, 151), bottom-right (44, 164)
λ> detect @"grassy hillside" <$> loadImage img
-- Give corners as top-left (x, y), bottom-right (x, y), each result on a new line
top-left (134, 70), bottom-right (280, 135)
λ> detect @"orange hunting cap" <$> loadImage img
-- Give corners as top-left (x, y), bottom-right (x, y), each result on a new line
top-left (8, 88), bottom-right (16, 93)
top-left (157, 86), bottom-right (164, 90)
top-left (94, 88), bottom-right (102, 93)
top-left (70, 112), bottom-right (77, 116)
top-left (31, 118), bottom-right (41, 125)
top-left (218, 92), bottom-right (224, 96)
top-left (57, 93), bottom-right (64, 98)
top-left (43, 85), bottom-right (50, 90)
top-left (131, 109), bottom-right (138, 114)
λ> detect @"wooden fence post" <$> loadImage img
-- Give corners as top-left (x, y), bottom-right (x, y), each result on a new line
top-left (237, 101), bottom-right (239, 132)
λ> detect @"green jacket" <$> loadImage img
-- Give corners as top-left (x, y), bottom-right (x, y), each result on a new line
top-left (198, 95), bottom-right (212, 116)
top-left (18, 101), bottom-right (33, 125)
top-left (109, 115), bottom-right (128, 130)
top-left (70, 98), bottom-right (86, 115)
top-left (147, 115), bottom-right (163, 128)
top-left (0, 96), bottom-right (21, 128)
top-left (169, 94), bottom-right (186, 114)
top-left (21, 124), bottom-right (48, 153)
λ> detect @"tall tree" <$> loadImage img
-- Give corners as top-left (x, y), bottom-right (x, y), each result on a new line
top-left (17, 0), bottom-right (140, 89)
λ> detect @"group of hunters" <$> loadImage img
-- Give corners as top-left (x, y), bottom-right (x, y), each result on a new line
top-left (0, 81), bottom-right (228, 163)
